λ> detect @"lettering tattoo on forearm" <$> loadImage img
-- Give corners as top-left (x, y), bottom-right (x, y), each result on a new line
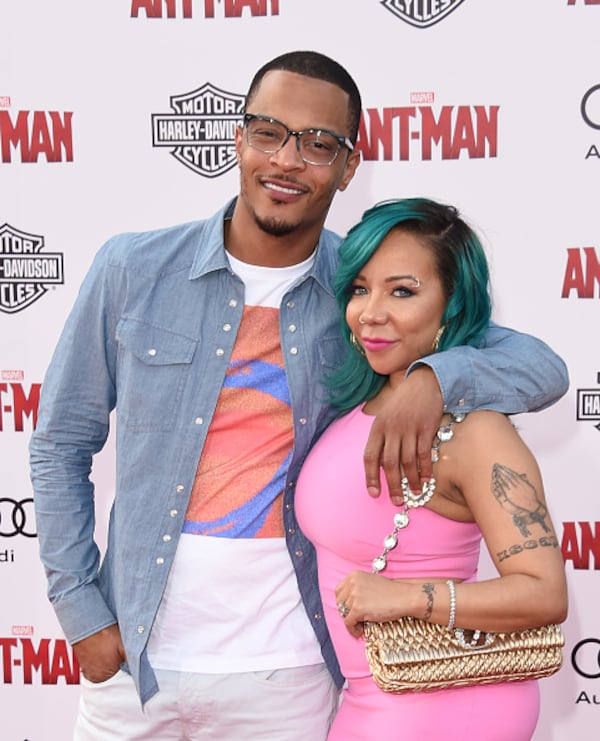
top-left (491, 463), bottom-right (551, 537)
top-left (496, 535), bottom-right (559, 562)
top-left (422, 582), bottom-right (435, 620)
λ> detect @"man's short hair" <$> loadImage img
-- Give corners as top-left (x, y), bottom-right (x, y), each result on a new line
top-left (244, 50), bottom-right (362, 144)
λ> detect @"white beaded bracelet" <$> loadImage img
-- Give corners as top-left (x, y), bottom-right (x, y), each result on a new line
top-left (446, 579), bottom-right (456, 630)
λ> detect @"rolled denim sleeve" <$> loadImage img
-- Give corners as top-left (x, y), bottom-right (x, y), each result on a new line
top-left (29, 240), bottom-right (125, 644)
top-left (408, 321), bottom-right (569, 415)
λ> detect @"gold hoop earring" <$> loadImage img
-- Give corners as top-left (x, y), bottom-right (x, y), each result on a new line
top-left (350, 332), bottom-right (366, 356)
top-left (432, 325), bottom-right (446, 352)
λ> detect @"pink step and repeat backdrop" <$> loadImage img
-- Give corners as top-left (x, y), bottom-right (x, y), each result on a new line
top-left (1, 1), bottom-right (599, 738)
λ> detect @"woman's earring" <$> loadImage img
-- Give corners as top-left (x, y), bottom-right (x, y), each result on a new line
top-left (350, 332), bottom-right (366, 356)
top-left (432, 325), bottom-right (446, 352)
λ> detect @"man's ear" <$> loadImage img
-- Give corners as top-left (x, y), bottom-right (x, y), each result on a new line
top-left (234, 125), bottom-right (243, 165)
top-left (338, 150), bottom-right (361, 192)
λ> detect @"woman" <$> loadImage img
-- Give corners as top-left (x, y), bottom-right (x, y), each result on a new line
top-left (295, 198), bottom-right (568, 740)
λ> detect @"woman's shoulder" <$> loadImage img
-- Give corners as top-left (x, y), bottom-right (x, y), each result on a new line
top-left (436, 411), bottom-right (537, 512)
top-left (442, 410), bottom-right (524, 467)
top-left (446, 410), bottom-right (533, 475)
top-left (455, 409), bottom-right (515, 438)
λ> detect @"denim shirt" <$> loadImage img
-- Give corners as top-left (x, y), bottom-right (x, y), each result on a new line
top-left (29, 198), bottom-right (568, 705)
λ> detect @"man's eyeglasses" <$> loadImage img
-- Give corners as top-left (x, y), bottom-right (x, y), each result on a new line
top-left (243, 113), bottom-right (354, 166)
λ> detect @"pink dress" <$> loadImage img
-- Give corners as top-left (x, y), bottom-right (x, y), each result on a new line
top-left (295, 405), bottom-right (539, 741)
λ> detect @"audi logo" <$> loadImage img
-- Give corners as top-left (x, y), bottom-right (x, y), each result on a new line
top-left (571, 638), bottom-right (600, 679)
top-left (581, 84), bottom-right (600, 130)
top-left (0, 497), bottom-right (37, 537)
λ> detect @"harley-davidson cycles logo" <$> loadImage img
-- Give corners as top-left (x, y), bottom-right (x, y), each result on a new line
top-left (576, 373), bottom-right (600, 431)
top-left (151, 83), bottom-right (245, 178)
top-left (0, 224), bottom-right (64, 314)
top-left (380, 0), bottom-right (466, 28)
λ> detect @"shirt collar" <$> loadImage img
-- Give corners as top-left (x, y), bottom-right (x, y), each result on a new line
top-left (189, 196), bottom-right (339, 298)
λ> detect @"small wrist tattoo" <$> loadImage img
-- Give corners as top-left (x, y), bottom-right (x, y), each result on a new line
top-left (422, 582), bottom-right (435, 620)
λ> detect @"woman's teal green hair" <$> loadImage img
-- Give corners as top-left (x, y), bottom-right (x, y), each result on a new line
top-left (327, 197), bottom-right (492, 413)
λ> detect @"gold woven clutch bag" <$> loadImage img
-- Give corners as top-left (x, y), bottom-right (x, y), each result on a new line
top-left (364, 616), bottom-right (564, 693)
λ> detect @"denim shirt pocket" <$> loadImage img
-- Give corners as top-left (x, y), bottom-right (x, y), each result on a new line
top-left (116, 318), bottom-right (198, 431)
top-left (316, 335), bottom-right (347, 371)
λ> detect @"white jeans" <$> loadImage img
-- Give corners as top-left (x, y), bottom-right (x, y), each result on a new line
top-left (74, 665), bottom-right (339, 740)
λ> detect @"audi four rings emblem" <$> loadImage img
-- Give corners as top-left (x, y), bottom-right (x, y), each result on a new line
top-left (581, 84), bottom-right (600, 130)
top-left (0, 498), bottom-right (36, 537)
top-left (571, 638), bottom-right (600, 679)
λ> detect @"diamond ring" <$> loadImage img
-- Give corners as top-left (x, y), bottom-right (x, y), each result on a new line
top-left (337, 601), bottom-right (350, 618)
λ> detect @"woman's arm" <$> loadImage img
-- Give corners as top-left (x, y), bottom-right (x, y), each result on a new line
top-left (438, 411), bottom-right (567, 632)
top-left (338, 411), bottom-right (568, 637)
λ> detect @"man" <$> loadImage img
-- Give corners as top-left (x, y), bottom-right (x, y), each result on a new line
top-left (30, 51), bottom-right (568, 740)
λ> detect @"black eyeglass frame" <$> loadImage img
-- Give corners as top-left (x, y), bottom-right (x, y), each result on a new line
top-left (242, 113), bottom-right (354, 166)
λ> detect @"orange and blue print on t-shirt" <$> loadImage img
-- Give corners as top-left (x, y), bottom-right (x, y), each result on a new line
top-left (183, 305), bottom-right (292, 538)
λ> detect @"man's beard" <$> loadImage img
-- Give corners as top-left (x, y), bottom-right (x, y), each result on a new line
top-left (253, 212), bottom-right (299, 237)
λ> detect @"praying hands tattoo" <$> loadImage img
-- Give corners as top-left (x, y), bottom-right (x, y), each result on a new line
top-left (492, 463), bottom-right (557, 563)
top-left (492, 463), bottom-right (550, 537)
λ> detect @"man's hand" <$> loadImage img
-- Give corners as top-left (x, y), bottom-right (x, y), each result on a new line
top-left (363, 366), bottom-right (443, 503)
top-left (73, 624), bottom-right (125, 683)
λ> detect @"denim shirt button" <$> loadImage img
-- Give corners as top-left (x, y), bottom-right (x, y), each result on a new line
top-left (299, 417), bottom-right (307, 425)
top-left (228, 299), bottom-right (238, 307)
top-left (176, 485), bottom-right (184, 492)
top-left (147, 348), bottom-right (157, 357)
top-left (169, 509), bottom-right (178, 517)
top-left (223, 324), bottom-right (232, 332)
top-left (314, 613), bottom-right (322, 620)
top-left (286, 300), bottom-right (295, 308)
top-left (290, 347), bottom-right (298, 355)
top-left (137, 626), bottom-right (145, 634)
top-left (156, 557), bottom-right (164, 565)
top-left (216, 348), bottom-right (225, 357)
top-left (295, 550), bottom-right (303, 558)
top-left (162, 534), bottom-right (172, 542)
top-left (288, 527), bottom-right (296, 534)
top-left (288, 324), bottom-right (297, 332)
top-left (194, 417), bottom-right (203, 425)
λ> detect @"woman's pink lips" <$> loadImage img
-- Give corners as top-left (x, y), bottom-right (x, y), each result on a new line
top-left (361, 337), bottom-right (396, 352)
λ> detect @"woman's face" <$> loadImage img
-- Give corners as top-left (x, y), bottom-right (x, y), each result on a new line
top-left (346, 228), bottom-right (446, 387)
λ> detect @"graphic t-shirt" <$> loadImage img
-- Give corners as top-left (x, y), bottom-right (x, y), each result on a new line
top-left (183, 302), bottom-right (291, 539)
top-left (147, 250), bottom-right (324, 673)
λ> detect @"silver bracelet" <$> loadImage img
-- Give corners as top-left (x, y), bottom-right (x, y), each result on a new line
top-left (446, 579), bottom-right (456, 630)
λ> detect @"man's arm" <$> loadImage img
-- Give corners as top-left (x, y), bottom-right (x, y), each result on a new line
top-left (29, 242), bottom-right (123, 646)
top-left (363, 322), bottom-right (569, 501)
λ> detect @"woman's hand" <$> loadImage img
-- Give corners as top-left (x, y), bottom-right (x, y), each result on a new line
top-left (335, 571), bottom-right (411, 638)
top-left (335, 572), bottom-right (457, 638)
